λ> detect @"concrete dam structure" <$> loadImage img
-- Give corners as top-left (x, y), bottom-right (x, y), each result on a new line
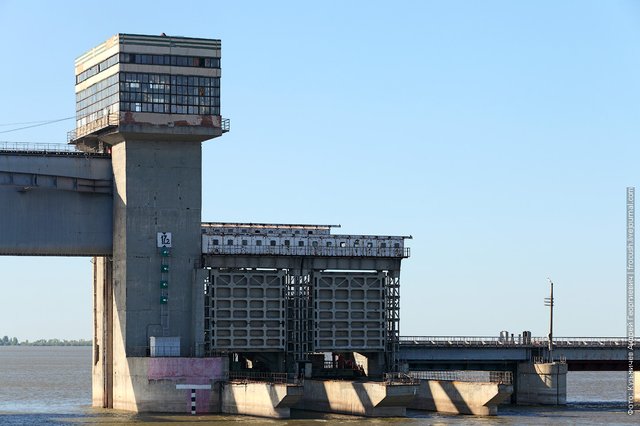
top-left (0, 33), bottom-right (419, 417)
top-left (4, 33), bottom-right (631, 417)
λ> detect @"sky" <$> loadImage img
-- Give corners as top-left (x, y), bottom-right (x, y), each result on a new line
top-left (0, 1), bottom-right (638, 340)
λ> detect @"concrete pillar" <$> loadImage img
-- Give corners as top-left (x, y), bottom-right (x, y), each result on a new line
top-left (107, 138), bottom-right (205, 411)
top-left (92, 256), bottom-right (113, 408)
top-left (111, 139), bottom-right (202, 356)
top-left (516, 362), bottom-right (567, 405)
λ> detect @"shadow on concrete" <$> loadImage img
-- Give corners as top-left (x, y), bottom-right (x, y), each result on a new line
top-left (293, 379), bottom-right (414, 417)
top-left (410, 379), bottom-right (513, 416)
top-left (516, 363), bottom-right (567, 405)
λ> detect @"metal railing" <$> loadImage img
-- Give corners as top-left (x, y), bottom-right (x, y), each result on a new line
top-left (205, 244), bottom-right (410, 258)
top-left (69, 113), bottom-right (119, 142)
top-left (322, 360), bottom-right (365, 370)
top-left (534, 355), bottom-right (567, 364)
top-left (399, 336), bottom-right (638, 347)
top-left (407, 370), bottom-right (513, 385)
top-left (536, 337), bottom-right (634, 347)
top-left (399, 336), bottom-right (521, 346)
top-left (67, 114), bottom-right (229, 142)
top-left (0, 142), bottom-right (81, 154)
top-left (228, 371), bottom-right (301, 385)
top-left (383, 372), bottom-right (420, 385)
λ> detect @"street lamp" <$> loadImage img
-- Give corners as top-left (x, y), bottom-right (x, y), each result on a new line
top-left (544, 278), bottom-right (555, 362)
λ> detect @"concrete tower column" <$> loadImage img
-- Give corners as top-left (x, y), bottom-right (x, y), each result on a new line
top-left (110, 139), bottom-right (202, 357)
top-left (73, 33), bottom-right (226, 412)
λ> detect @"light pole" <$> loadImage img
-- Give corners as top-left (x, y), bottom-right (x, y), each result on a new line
top-left (544, 278), bottom-right (554, 362)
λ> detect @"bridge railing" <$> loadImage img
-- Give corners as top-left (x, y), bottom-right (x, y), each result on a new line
top-left (407, 370), bottom-right (513, 385)
top-left (0, 141), bottom-right (110, 157)
top-left (0, 142), bottom-right (79, 153)
top-left (399, 336), bottom-right (638, 347)
top-left (533, 337), bottom-right (634, 347)
top-left (399, 336), bottom-right (521, 346)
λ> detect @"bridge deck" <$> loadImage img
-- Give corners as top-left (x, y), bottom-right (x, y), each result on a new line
top-left (400, 336), bottom-right (636, 347)
top-left (399, 336), bottom-right (639, 368)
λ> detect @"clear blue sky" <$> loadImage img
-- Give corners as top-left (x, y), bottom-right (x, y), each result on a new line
top-left (0, 0), bottom-right (638, 340)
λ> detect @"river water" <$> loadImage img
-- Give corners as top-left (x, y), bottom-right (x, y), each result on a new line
top-left (0, 346), bottom-right (636, 425)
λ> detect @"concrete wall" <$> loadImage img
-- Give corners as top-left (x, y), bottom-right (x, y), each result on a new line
top-left (111, 139), bottom-right (202, 356)
top-left (516, 362), bottom-right (567, 405)
top-left (221, 383), bottom-right (303, 418)
top-left (295, 380), bottom-right (416, 417)
top-left (0, 154), bottom-right (112, 255)
top-left (112, 356), bottom-right (226, 413)
top-left (409, 380), bottom-right (513, 416)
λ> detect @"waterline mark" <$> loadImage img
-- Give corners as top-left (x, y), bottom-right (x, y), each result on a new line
top-left (627, 187), bottom-right (635, 415)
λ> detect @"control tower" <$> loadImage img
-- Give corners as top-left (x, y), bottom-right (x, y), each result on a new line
top-left (70, 34), bottom-right (228, 410)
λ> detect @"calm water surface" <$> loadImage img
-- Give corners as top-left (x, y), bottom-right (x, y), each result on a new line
top-left (0, 346), bottom-right (636, 425)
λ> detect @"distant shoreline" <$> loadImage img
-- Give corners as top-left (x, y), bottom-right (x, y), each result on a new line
top-left (0, 337), bottom-right (91, 346)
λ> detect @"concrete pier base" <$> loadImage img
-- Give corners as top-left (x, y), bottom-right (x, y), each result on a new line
top-left (221, 382), bottom-right (303, 418)
top-left (295, 379), bottom-right (416, 417)
top-left (409, 380), bottom-right (513, 415)
top-left (516, 362), bottom-right (567, 405)
top-left (108, 356), bottom-right (227, 413)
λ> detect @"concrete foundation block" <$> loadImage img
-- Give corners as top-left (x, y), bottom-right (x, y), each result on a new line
top-left (295, 379), bottom-right (416, 417)
top-left (221, 382), bottom-right (303, 418)
top-left (516, 362), bottom-right (567, 405)
top-left (110, 356), bottom-right (226, 413)
top-left (409, 380), bottom-right (513, 415)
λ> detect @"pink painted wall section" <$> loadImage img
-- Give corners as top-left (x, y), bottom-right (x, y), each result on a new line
top-left (148, 357), bottom-right (225, 384)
